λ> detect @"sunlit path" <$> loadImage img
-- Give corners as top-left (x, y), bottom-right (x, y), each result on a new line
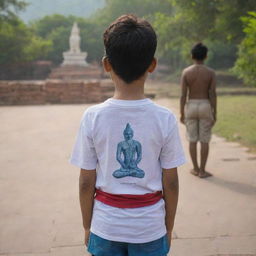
top-left (0, 100), bottom-right (255, 256)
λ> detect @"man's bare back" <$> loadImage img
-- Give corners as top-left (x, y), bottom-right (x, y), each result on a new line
top-left (181, 63), bottom-right (216, 99)
top-left (180, 42), bottom-right (217, 179)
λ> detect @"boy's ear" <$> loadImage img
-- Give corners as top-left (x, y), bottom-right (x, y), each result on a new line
top-left (148, 58), bottom-right (157, 73)
top-left (102, 56), bottom-right (112, 72)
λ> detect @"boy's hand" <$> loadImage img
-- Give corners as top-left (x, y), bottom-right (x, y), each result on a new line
top-left (79, 169), bottom-right (96, 248)
top-left (213, 115), bottom-right (217, 125)
top-left (84, 229), bottom-right (90, 246)
top-left (180, 115), bottom-right (185, 124)
top-left (167, 231), bottom-right (172, 247)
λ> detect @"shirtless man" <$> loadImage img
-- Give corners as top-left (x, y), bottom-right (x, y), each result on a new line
top-left (180, 43), bottom-right (217, 178)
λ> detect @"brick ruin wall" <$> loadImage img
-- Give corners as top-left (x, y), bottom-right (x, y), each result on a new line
top-left (0, 79), bottom-right (114, 105)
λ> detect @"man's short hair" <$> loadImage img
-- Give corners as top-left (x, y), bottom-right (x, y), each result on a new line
top-left (103, 14), bottom-right (157, 84)
top-left (191, 43), bottom-right (208, 60)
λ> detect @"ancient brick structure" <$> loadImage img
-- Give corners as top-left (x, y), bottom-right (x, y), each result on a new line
top-left (0, 79), bottom-right (114, 105)
top-left (0, 61), bottom-right (53, 80)
top-left (49, 65), bottom-right (102, 80)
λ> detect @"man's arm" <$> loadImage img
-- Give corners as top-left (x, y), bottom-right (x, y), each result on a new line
top-left (180, 72), bottom-right (188, 124)
top-left (209, 71), bottom-right (217, 123)
top-left (162, 167), bottom-right (179, 246)
top-left (79, 169), bottom-right (96, 245)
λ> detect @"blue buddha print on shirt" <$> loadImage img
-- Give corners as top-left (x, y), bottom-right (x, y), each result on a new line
top-left (113, 123), bottom-right (145, 179)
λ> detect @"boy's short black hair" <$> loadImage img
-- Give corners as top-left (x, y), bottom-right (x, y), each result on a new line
top-left (191, 43), bottom-right (208, 60)
top-left (103, 14), bottom-right (157, 84)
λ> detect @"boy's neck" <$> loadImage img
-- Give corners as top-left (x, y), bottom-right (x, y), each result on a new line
top-left (112, 76), bottom-right (146, 100)
top-left (193, 60), bottom-right (204, 65)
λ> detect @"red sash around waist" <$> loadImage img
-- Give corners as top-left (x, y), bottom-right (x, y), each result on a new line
top-left (95, 189), bottom-right (163, 208)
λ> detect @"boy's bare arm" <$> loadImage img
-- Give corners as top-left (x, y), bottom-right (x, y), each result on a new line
top-left (162, 168), bottom-right (179, 244)
top-left (180, 72), bottom-right (188, 124)
top-left (79, 169), bottom-right (96, 243)
top-left (209, 72), bottom-right (217, 122)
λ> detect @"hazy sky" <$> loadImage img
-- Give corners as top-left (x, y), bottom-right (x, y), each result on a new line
top-left (19, 0), bottom-right (105, 23)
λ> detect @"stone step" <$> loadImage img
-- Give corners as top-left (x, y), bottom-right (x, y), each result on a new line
top-left (49, 65), bottom-right (102, 80)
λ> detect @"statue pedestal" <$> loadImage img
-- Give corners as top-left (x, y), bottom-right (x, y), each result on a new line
top-left (62, 51), bottom-right (88, 67)
top-left (49, 64), bottom-right (102, 80)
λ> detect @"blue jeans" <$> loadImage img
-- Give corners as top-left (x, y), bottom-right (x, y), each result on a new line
top-left (88, 232), bottom-right (170, 256)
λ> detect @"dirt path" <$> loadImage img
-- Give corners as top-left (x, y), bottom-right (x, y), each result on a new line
top-left (0, 100), bottom-right (255, 256)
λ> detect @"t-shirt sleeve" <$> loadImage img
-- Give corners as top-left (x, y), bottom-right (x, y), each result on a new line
top-left (69, 111), bottom-right (98, 170)
top-left (159, 116), bottom-right (186, 169)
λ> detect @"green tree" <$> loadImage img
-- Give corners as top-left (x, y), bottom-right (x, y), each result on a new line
top-left (77, 18), bottom-right (104, 62)
top-left (153, 11), bottom-right (185, 68)
top-left (233, 12), bottom-right (256, 87)
top-left (24, 36), bottom-right (52, 62)
top-left (32, 14), bottom-right (74, 38)
top-left (0, 19), bottom-right (30, 64)
top-left (32, 14), bottom-right (104, 64)
top-left (32, 15), bottom-right (77, 64)
top-left (205, 40), bottom-right (237, 69)
top-left (93, 0), bottom-right (172, 28)
top-left (153, 0), bottom-right (256, 71)
top-left (213, 0), bottom-right (256, 43)
top-left (0, 0), bottom-right (27, 23)
top-left (0, 1), bottom-right (52, 65)
top-left (46, 26), bottom-right (71, 64)
top-left (92, 0), bottom-right (175, 65)
top-left (0, 18), bottom-right (51, 64)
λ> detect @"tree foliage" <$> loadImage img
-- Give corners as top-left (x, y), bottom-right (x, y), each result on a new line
top-left (29, 0), bottom-right (173, 65)
top-left (0, 19), bottom-right (29, 64)
top-left (213, 0), bottom-right (256, 42)
top-left (0, 0), bottom-right (27, 23)
top-left (0, 17), bottom-right (51, 64)
top-left (0, 0), bottom-right (52, 64)
top-left (31, 14), bottom-right (104, 64)
top-left (1, 0), bottom-right (256, 84)
top-left (233, 12), bottom-right (256, 87)
top-left (93, 0), bottom-right (172, 26)
top-left (153, 0), bottom-right (256, 70)
top-left (0, 19), bottom-right (52, 64)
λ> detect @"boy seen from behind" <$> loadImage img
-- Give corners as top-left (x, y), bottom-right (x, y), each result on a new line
top-left (70, 14), bottom-right (186, 256)
top-left (180, 43), bottom-right (217, 178)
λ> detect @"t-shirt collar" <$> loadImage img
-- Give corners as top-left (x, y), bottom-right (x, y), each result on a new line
top-left (105, 98), bottom-right (153, 106)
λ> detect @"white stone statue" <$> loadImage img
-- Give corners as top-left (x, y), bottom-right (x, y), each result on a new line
top-left (69, 23), bottom-right (81, 53)
top-left (62, 22), bottom-right (88, 66)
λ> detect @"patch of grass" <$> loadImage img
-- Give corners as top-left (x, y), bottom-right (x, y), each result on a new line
top-left (217, 87), bottom-right (256, 94)
top-left (213, 96), bottom-right (256, 152)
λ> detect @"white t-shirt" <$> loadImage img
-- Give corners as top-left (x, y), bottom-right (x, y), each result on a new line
top-left (70, 98), bottom-right (186, 243)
